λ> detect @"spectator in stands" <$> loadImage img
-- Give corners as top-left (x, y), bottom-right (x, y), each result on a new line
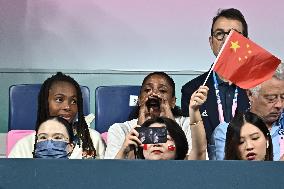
top-left (8, 72), bottom-right (105, 159)
top-left (116, 85), bottom-right (208, 160)
top-left (115, 117), bottom-right (188, 160)
top-left (33, 116), bottom-right (75, 159)
top-left (224, 112), bottom-right (273, 161)
top-left (181, 8), bottom-right (250, 155)
top-left (211, 63), bottom-right (284, 160)
top-left (105, 72), bottom-right (189, 159)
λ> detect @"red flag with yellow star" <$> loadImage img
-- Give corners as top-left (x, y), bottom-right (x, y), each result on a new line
top-left (213, 30), bottom-right (281, 89)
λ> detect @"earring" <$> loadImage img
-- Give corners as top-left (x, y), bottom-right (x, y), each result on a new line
top-left (266, 141), bottom-right (269, 148)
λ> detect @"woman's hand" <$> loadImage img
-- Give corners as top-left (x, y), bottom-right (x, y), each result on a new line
top-left (122, 127), bottom-right (142, 153)
top-left (187, 86), bottom-right (209, 160)
top-left (159, 94), bottom-right (175, 120)
top-left (115, 126), bottom-right (142, 159)
top-left (189, 86), bottom-right (209, 111)
top-left (138, 95), bottom-right (151, 125)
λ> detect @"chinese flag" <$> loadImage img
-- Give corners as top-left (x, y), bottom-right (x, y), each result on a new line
top-left (213, 31), bottom-right (281, 89)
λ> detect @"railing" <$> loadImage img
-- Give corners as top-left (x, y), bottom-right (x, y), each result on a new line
top-left (0, 159), bottom-right (283, 189)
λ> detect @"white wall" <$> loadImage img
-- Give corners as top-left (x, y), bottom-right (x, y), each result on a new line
top-left (0, 0), bottom-right (283, 71)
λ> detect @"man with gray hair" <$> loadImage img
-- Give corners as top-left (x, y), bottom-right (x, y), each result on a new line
top-left (210, 63), bottom-right (284, 160)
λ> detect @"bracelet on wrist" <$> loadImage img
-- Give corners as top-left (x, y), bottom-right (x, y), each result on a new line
top-left (189, 120), bottom-right (203, 126)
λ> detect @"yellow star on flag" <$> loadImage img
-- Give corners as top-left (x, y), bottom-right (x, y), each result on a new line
top-left (230, 41), bottom-right (240, 52)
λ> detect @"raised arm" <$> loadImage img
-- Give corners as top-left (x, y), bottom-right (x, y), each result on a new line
top-left (187, 86), bottom-right (208, 160)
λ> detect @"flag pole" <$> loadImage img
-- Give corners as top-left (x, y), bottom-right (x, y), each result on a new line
top-left (202, 30), bottom-right (234, 86)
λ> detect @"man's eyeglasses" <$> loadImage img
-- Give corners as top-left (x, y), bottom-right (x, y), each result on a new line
top-left (212, 29), bottom-right (243, 41)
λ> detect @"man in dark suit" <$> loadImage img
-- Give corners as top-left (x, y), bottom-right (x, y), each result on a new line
top-left (181, 8), bottom-right (250, 148)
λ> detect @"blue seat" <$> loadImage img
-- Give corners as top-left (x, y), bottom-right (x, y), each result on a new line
top-left (8, 84), bottom-right (90, 131)
top-left (95, 85), bottom-right (141, 133)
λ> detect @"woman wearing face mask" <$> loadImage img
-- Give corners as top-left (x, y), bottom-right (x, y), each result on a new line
top-left (34, 116), bottom-right (75, 159)
top-left (8, 72), bottom-right (105, 159)
top-left (225, 112), bottom-right (273, 161)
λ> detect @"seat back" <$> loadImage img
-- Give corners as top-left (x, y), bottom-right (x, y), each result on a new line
top-left (8, 84), bottom-right (90, 131)
top-left (95, 85), bottom-right (141, 133)
top-left (6, 130), bottom-right (35, 157)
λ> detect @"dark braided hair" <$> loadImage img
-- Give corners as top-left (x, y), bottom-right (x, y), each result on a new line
top-left (128, 72), bottom-right (182, 120)
top-left (36, 72), bottom-right (95, 156)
